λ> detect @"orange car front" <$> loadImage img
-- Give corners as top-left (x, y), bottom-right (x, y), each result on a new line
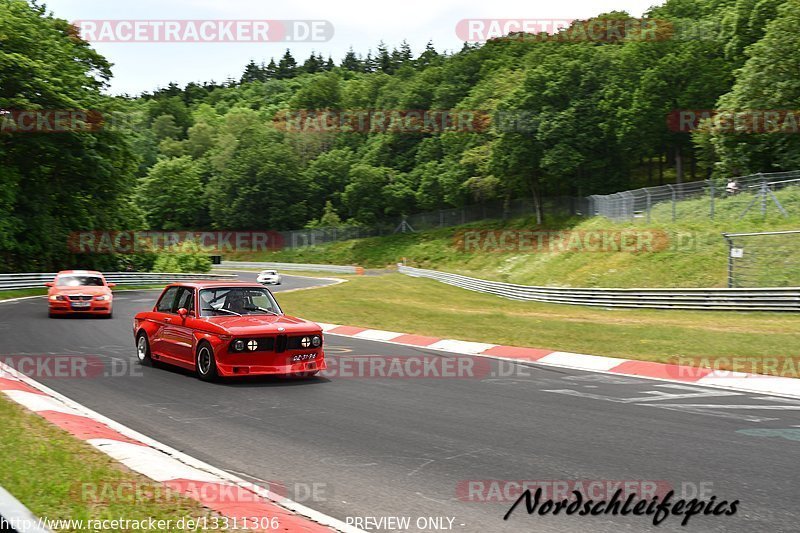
top-left (47, 273), bottom-right (114, 316)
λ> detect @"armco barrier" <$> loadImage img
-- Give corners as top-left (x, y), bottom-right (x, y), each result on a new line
top-left (0, 484), bottom-right (52, 533)
top-left (399, 266), bottom-right (800, 311)
top-left (0, 272), bottom-right (236, 291)
top-left (215, 261), bottom-right (361, 274)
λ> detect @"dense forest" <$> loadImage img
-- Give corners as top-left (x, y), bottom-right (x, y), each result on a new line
top-left (2, 0), bottom-right (800, 270)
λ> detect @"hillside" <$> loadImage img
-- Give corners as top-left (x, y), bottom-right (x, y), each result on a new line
top-left (230, 187), bottom-right (800, 288)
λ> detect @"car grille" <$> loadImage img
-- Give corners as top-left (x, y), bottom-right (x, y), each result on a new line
top-left (230, 335), bottom-right (319, 354)
top-left (275, 335), bottom-right (288, 353)
top-left (68, 295), bottom-right (93, 301)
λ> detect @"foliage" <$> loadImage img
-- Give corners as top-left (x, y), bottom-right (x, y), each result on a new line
top-left (1, 0), bottom-right (797, 271)
top-left (151, 241), bottom-right (212, 273)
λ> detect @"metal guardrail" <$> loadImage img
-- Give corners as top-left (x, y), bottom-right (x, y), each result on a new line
top-left (0, 484), bottom-right (52, 533)
top-left (399, 266), bottom-right (800, 311)
top-left (0, 272), bottom-right (237, 291)
top-left (215, 261), bottom-right (361, 274)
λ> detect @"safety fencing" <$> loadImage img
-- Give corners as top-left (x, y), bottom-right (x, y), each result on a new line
top-left (398, 266), bottom-right (800, 311)
top-left (587, 170), bottom-right (800, 223)
top-left (215, 261), bottom-right (362, 274)
top-left (0, 272), bottom-right (237, 291)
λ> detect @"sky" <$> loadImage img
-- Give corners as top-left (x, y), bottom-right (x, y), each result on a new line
top-left (42, 0), bottom-right (663, 95)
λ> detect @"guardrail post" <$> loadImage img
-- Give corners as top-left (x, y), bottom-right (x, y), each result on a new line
top-left (667, 184), bottom-right (676, 222)
top-left (708, 179), bottom-right (715, 220)
top-left (645, 189), bottom-right (652, 223)
top-left (722, 233), bottom-right (734, 288)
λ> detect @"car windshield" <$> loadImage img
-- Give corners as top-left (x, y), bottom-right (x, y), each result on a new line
top-left (261, 271), bottom-right (277, 275)
top-left (57, 275), bottom-right (105, 287)
top-left (199, 287), bottom-right (282, 317)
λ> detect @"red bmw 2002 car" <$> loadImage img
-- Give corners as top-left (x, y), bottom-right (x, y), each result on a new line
top-left (46, 270), bottom-right (116, 318)
top-left (133, 281), bottom-right (326, 381)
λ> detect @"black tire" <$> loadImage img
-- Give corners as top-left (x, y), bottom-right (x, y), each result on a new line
top-left (136, 332), bottom-right (153, 366)
top-left (196, 342), bottom-right (219, 382)
top-left (105, 311), bottom-right (113, 319)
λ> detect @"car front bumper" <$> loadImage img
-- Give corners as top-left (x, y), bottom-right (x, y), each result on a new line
top-left (49, 301), bottom-right (112, 315)
top-left (216, 355), bottom-right (326, 377)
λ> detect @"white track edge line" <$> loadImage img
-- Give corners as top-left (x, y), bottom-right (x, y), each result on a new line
top-left (322, 332), bottom-right (800, 400)
top-left (0, 360), bottom-right (365, 533)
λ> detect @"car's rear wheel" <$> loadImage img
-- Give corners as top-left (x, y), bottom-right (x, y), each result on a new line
top-left (136, 332), bottom-right (153, 366)
top-left (196, 343), bottom-right (218, 382)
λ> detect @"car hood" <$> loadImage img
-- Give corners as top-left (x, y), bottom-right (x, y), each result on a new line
top-left (202, 315), bottom-right (320, 336)
top-left (50, 286), bottom-right (111, 296)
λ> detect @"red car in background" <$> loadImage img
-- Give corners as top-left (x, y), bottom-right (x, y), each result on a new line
top-left (46, 270), bottom-right (115, 318)
top-left (133, 281), bottom-right (326, 381)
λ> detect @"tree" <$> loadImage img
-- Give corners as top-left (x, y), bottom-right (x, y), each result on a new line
top-left (289, 72), bottom-right (342, 110)
top-left (137, 157), bottom-right (207, 230)
top-left (376, 42), bottom-right (393, 73)
top-left (0, 0), bottom-right (139, 271)
top-left (276, 49), bottom-right (298, 79)
top-left (205, 113), bottom-right (306, 230)
top-left (241, 60), bottom-right (267, 83)
top-left (302, 52), bottom-right (323, 74)
top-left (341, 48), bottom-right (362, 71)
top-left (417, 41), bottom-right (441, 69)
top-left (708, 0), bottom-right (800, 173)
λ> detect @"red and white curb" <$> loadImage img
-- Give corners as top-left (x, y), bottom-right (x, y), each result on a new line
top-left (0, 361), bottom-right (364, 533)
top-left (317, 323), bottom-right (800, 399)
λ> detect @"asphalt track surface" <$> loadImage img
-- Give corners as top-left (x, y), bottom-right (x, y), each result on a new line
top-left (1, 273), bottom-right (799, 532)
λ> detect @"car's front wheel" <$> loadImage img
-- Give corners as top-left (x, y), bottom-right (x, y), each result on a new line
top-left (136, 332), bottom-right (153, 366)
top-left (196, 343), bottom-right (219, 382)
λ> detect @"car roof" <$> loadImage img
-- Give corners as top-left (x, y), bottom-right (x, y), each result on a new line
top-left (166, 280), bottom-right (265, 289)
top-left (57, 270), bottom-right (103, 276)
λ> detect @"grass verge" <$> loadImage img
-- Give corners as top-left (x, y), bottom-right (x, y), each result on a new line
top-left (0, 394), bottom-right (228, 532)
top-left (277, 274), bottom-right (800, 370)
top-left (231, 187), bottom-right (800, 288)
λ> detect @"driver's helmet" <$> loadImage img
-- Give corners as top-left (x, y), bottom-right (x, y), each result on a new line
top-left (225, 291), bottom-right (248, 313)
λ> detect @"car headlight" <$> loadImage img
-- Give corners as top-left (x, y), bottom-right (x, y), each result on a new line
top-left (312, 335), bottom-right (322, 348)
top-left (233, 339), bottom-right (245, 352)
top-left (95, 295), bottom-right (109, 301)
top-left (49, 295), bottom-right (65, 301)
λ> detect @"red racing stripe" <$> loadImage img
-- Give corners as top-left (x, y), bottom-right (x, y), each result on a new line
top-left (37, 410), bottom-right (145, 445)
top-left (0, 377), bottom-right (46, 394)
top-left (609, 360), bottom-right (714, 382)
top-left (328, 326), bottom-right (367, 336)
top-left (390, 334), bottom-right (441, 346)
top-left (164, 479), bottom-right (333, 532)
top-left (481, 346), bottom-right (554, 361)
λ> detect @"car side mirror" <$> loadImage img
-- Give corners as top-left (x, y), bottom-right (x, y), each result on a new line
top-left (45, 282), bottom-right (54, 287)
top-left (107, 282), bottom-right (117, 288)
top-left (178, 308), bottom-right (189, 318)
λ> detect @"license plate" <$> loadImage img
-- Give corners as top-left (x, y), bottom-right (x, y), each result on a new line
top-left (71, 301), bottom-right (90, 308)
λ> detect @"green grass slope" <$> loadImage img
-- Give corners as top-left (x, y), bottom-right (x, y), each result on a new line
top-left (231, 187), bottom-right (800, 288)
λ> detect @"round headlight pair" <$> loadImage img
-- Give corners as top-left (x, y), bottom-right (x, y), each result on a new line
top-left (233, 339), bottom-right (259, 352)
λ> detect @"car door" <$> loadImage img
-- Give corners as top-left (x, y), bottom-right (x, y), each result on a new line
top-left (150, 286), bottom-right (180, 358)
top-left (162, 287), bottom-right (196, 365)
